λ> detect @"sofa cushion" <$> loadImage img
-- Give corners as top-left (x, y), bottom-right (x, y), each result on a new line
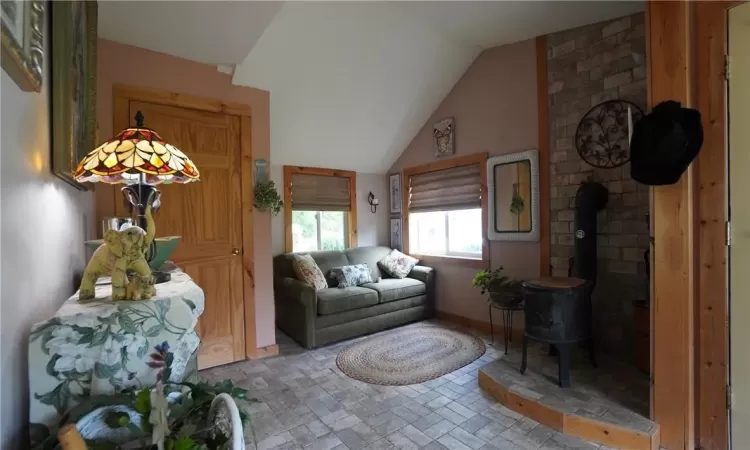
top-left (330, 264), bottom-right (374, 288)
top-left (345, 246), bottom-right (393, 280)
top-left (292, 254), bottom-right (328, 290)
top-left (317, 287), bottom-right (379, 315)
top-left (378, 249), bottom-right (419, 279)
top-left (309, 251), bottom-right (352, 286)
top-left (361, 278), bottom-right (426, 303)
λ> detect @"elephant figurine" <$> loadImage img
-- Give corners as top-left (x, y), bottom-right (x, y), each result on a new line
top-left (79, 205), bottom-right (156, 301)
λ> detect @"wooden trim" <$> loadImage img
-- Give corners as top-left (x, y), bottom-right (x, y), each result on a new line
top-left (284, 166), bottom-right (294, 253)
top-left (402, 153), bottom-right (489, 178)
top-left (112, 84), bottom-right (252, 117)
top-left (435, 310), bottom-right (523, 342)
top-left (247, 344), bottom-right (279, 360)
top-left (240, 115), bottom-right (257, 359)
top-left (415, 254), bottom-right (486, 270)
top-left (695, 2), bottom-right (738, 449)
top-left (283, 165), bottom-right (358, 252)
top-left (479, 370), bottom-right (660, 450)
top-left (647, 2), bottom-right (697, 449)
top-left (402, 153), bottom-right (490, 264)
top-left (536, 35), bottom-right (551, 277)
top-left (348, 172), bottom-right (358, 248)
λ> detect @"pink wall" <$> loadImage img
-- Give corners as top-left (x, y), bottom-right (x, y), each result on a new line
top-left (96, 39), bottom-right (275, 349)
top-left (390, 39), bottom-right (540, 325)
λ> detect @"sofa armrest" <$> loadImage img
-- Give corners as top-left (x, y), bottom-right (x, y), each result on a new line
top-left (275, 277), bottom-right (317, 347)
top-left (407, 266), bottom-right (436, 315)
top-left (407, 265), bottom-right (434, 284)
top-left (281, 277), bottom-right (317, 312)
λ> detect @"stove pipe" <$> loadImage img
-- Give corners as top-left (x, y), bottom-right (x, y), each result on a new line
top-left (570, 181), bottom-right (609, 285)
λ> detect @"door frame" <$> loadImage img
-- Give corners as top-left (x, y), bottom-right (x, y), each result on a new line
top-left (95, 84), bottom-right (257, 360)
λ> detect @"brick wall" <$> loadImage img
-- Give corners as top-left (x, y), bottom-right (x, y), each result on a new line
top-left (546, 14), bottom-right (648, 360)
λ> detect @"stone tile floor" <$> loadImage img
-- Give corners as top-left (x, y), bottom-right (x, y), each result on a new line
top-left (200, 321), bottom-right (617, 450)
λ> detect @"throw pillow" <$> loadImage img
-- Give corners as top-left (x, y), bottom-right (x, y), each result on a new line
top-left (378, 249), bottom-right (419, 279)
top-left (292, 254), bottom-right (327, 290)
top-left (330, 264), bottom-right (374, 288)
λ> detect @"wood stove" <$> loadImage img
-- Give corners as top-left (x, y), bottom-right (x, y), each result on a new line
top-left (520, 277), bottom-right (594, 388)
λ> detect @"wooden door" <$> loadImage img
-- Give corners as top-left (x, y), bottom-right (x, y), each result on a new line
top-left (115, 99), bottom-right (246, 369)
top-left (729, 3), bottom-right (750, 446)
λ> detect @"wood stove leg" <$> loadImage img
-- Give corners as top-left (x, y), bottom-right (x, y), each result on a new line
top-left (588, 338), bottom-right (597, 368)
top-left (557, 344), bottom-right (572, 388)
top-left (520, 335), bottom-right (528, 374)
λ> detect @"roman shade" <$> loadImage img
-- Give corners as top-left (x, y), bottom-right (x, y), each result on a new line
top-left (409, 164), bottom-right (482, 213)
top-left (291, 173), bottom-right (351, 211)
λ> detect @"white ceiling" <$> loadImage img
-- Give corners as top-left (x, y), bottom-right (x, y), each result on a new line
top-left (97, 1), bottom-right (283, 65)
top-left (98, 1), bottom-right (644, 174)
top-left (395, 2), bottom-right (644, 49)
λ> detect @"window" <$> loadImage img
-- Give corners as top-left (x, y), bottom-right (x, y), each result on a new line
top-left (409, 209), bottom-right (483, 258)
top-left (292, 210), bottom-right (348, 252)
top-left (284, 166), bottom-right (357, 252)
top-left (403, 153), bottom-right (488, 264)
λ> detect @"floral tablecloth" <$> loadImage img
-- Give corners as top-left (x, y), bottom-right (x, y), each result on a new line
top-left (28, 267), bottom-right (204, 443)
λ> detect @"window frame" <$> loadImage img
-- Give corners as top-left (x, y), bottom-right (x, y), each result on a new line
top-left (284, 166), bottom-right (357, 253)
top-left (402, 153), bottom-right (489, 268)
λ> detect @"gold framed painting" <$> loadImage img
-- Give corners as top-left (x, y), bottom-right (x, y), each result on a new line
top-left (1, 0), bottom-right (45, 92)
top-left (51, 1), bottom-right (97, 188)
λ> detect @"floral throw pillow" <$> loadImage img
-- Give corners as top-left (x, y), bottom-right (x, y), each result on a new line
top-left (330, 264), bottom-right (374, 288)
top-left (378, 250), bottom-right (419, 279)
top-left (292, 254), bottom-right (328, 290)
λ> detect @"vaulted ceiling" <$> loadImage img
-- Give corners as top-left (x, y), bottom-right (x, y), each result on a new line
top-left (99, 1), bottom-right (643, 174)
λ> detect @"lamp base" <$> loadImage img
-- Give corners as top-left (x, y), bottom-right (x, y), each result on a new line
top-left (121, 181), bottom-right (162, 263)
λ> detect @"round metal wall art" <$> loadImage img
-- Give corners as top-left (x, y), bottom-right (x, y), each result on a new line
top-left (574, 99), bottom-right (644, 169)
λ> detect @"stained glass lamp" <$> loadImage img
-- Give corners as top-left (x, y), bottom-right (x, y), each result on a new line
top-left (74, 111), bottom-right (199, 277)
top-left (74, 111), bottom-right (200, 228)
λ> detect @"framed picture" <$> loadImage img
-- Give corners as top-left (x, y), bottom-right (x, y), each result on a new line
top-left (390, 218), bottom-right (402, 251)
top-left (51, 1), bottom-right (97, 189)
top-left (433, 117), bottom-right (455, 158)
top-left (1, 0), bottom-right (44, 92)
top-left (389, 173), bottom-right (402, 215)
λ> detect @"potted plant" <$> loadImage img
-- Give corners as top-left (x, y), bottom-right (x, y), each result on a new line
top-left (471, 267), bottom-right (523, 307)
top-left (254, 181), bottom-right (283, 216)
top-left (33, 342), bottom-right (256, 450)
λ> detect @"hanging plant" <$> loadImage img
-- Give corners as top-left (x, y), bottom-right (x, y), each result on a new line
top-left (509, 194), bottom-right (525, 216)
top-left (254, 181), bottom-right (283, 216)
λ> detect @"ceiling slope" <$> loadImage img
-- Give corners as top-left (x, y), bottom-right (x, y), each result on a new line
top-left (396, 2), bottom-right (644, 50)
top-left (98, 1), bottom-right (283, 66)
top-left (232, 2), bottom-right (481, 174)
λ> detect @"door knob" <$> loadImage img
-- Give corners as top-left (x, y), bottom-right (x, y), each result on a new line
top-left (231, 248), bottom-right (241, 255)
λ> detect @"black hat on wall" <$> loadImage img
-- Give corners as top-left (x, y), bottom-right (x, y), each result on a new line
top-left (629, 101), bottom-right (703, 186)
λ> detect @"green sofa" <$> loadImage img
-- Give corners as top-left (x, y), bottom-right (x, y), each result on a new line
top-left (273, 246), bottom-right (435, 349)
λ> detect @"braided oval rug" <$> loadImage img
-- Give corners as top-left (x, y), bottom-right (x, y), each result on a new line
top-left (336, 324), bottom-right (486, 385)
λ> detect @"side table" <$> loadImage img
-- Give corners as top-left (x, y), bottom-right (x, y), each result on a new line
top-left (28, 266), bottom-right (205, 446)
top-left (489, 299), bottom-right (524, 355)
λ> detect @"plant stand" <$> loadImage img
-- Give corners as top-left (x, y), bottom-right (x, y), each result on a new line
top-left (489, 300), bottom-right (524, 355)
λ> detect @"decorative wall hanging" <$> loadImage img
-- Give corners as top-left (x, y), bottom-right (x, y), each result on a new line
top-left (390, 218), bottom-right (402, 251)
top-left (51, 1), bottom-right (98, 188)
top-left (433, 117), bottom-right (455, 158)
top-left (487, 150), bottom-right (540, 242)
top-left (1, 0), bottom-right (44, 92)
top-left (574, 100), bottom-right (643, 169)
top-left (389, 173), bottom-right (401, 215)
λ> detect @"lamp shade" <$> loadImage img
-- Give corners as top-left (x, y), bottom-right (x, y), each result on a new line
top-left (73, 126), bottom-right (200, 185)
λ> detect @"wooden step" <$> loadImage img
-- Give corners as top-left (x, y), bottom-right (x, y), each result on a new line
top-left (479, 358), bottom-right (660, 450)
